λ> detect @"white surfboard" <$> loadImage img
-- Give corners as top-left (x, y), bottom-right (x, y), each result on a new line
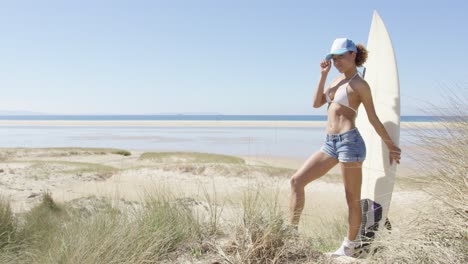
top-left (356, 10), bottom-right (400, 250)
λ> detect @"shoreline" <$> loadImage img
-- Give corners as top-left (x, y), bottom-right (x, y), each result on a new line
top-left (0, 120), bottom-right (445, 128)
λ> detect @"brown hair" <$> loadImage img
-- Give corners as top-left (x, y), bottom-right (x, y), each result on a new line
top-left (355, 44), bottom-right (368, 67)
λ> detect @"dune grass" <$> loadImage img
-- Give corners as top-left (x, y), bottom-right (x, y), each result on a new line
top-left (52, 161), bottom-right (118, 178)
top-left (0, 186), bottom-right (335, 263)
top-left (304, 214), bottom-right (349, 253)
top-left (140, 151), bottom-right (245, 164)
top-left (139, 151), bottom-right (296, 179)
top-left (38, 147), bottom-right (132, 156)
top-left (42, 192), bottom-right (200, 263)
top-left (0, 197), bottom-right (16, 250)
top-left (227, 190), bottom-right (291, 262)
top-left (1, 166), bottom-right (463, 264)
top-left (112, 150), bottom-right (132, 156)
top-left (0, 191), bottom-right (204, 264)
top-left (411, 94), bottom-right (467, 216)
top-left (364, 94), bottom-right (468, 263)
top-left (0, 147), bottom-right (131, 160)
top-left (24, 160), bottom-right (119, 180)
top-left (218, 189), bottom-right (325, 264)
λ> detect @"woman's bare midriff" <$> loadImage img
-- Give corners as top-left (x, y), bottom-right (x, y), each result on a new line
top-left (326, 103), bottom-right (357, 134)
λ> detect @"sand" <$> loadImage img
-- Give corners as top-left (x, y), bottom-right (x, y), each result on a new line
top-left (0, 147), bottom-right (431, 231)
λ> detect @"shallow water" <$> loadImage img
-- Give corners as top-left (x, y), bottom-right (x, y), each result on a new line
top-left (1, 125), bottom-right (430, 162)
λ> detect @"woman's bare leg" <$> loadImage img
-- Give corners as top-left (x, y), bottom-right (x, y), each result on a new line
top-left (289, 151), bottom-right (339, 226)
top-left (340, 161), bottom-right (363, 241)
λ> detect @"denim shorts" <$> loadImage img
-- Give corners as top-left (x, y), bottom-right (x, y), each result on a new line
top-left (320, 128), bottom-right (366, 163)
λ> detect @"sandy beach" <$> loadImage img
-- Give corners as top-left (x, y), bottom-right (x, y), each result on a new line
top-left (0, 147), bottom-right (430, 224)
top-left (0, 121), bottom-right (452, 263)
top-left (0, 119), bottom-right (434, 214)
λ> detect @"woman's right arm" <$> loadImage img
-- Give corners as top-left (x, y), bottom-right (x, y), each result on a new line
top-left (313, 60), bottom-right (332, 108)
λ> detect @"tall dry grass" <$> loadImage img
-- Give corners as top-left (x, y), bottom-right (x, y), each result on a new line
top-left (0, 183), bottom-right (394, 263)
top-left (213, 188), bottom-right (325, 264)
top-left (0, 197), bottom-right (16, 250)
top-left (0, 190), bottom-right (204, 264)
top-left (418, 97), bottom-right (467, 219)
top-left (365, 92), bottom-right (467, 263)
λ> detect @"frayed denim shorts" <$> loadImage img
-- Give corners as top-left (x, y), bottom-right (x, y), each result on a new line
top-left (320, 128), bottom-right (366, 163)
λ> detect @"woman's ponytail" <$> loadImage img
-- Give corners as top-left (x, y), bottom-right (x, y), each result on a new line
top-left (355, 44), bottom-right (368, 67)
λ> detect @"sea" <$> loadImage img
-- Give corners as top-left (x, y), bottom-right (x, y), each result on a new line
top-left (0, 115), bottom-right (440, 159)
top-left (0, 115), bottom-right (438, 122)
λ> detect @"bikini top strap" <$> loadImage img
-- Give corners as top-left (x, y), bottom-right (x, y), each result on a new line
top-left (349, 72), bottom-right (359, 82)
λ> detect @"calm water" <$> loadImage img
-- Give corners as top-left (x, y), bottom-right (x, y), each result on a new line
top-left (0, 115), bottom-right (440, 122)
top-left (1, 126), bottom-right (326, 158)
top-left (0, 118), bottom-right (433, 159)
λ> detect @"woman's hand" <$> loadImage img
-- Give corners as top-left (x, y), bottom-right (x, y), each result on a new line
top-left (388, 144), bottom-right (401, 165)
top-left (320, 60), bottom-right (332, 74)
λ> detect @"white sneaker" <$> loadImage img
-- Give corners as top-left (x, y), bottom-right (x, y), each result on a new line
top-left (331, 237), bottom-right (360, 257)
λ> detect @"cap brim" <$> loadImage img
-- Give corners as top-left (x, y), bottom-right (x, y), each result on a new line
top-left (325, 48), bottom-right (349, 60)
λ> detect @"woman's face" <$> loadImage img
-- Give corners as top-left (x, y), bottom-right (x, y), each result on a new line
top-left (332, 51), bottom-right (356, 73)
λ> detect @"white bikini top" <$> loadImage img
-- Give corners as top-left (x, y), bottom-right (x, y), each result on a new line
top-left (325, 72), bottom-right (359, 114)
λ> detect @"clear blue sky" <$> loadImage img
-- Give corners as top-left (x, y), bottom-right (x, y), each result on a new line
top-left (0, 0), bottom-right (466, 115)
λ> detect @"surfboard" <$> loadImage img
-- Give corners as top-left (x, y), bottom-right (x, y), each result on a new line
top-left (355, 10), bottom-right (400, 254)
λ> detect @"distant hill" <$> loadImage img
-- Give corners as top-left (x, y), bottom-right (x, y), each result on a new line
top-left (0, 110), bottom-right (224, 116)
top-left (152, 112), bottom-right (224, 115)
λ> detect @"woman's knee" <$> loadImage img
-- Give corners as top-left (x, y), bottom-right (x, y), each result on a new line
top-left (290, 174), bottom-right (306, 190)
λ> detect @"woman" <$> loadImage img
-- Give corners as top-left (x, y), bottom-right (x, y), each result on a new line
top-left (289, 38), bottom-right (401, 257)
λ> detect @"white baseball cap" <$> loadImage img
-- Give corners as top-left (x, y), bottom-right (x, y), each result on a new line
top-left (325, 38), bottom-right (357, 60)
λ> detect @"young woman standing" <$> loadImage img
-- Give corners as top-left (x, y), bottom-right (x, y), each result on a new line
top-left (289, 38), bottom-right (401, 257)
